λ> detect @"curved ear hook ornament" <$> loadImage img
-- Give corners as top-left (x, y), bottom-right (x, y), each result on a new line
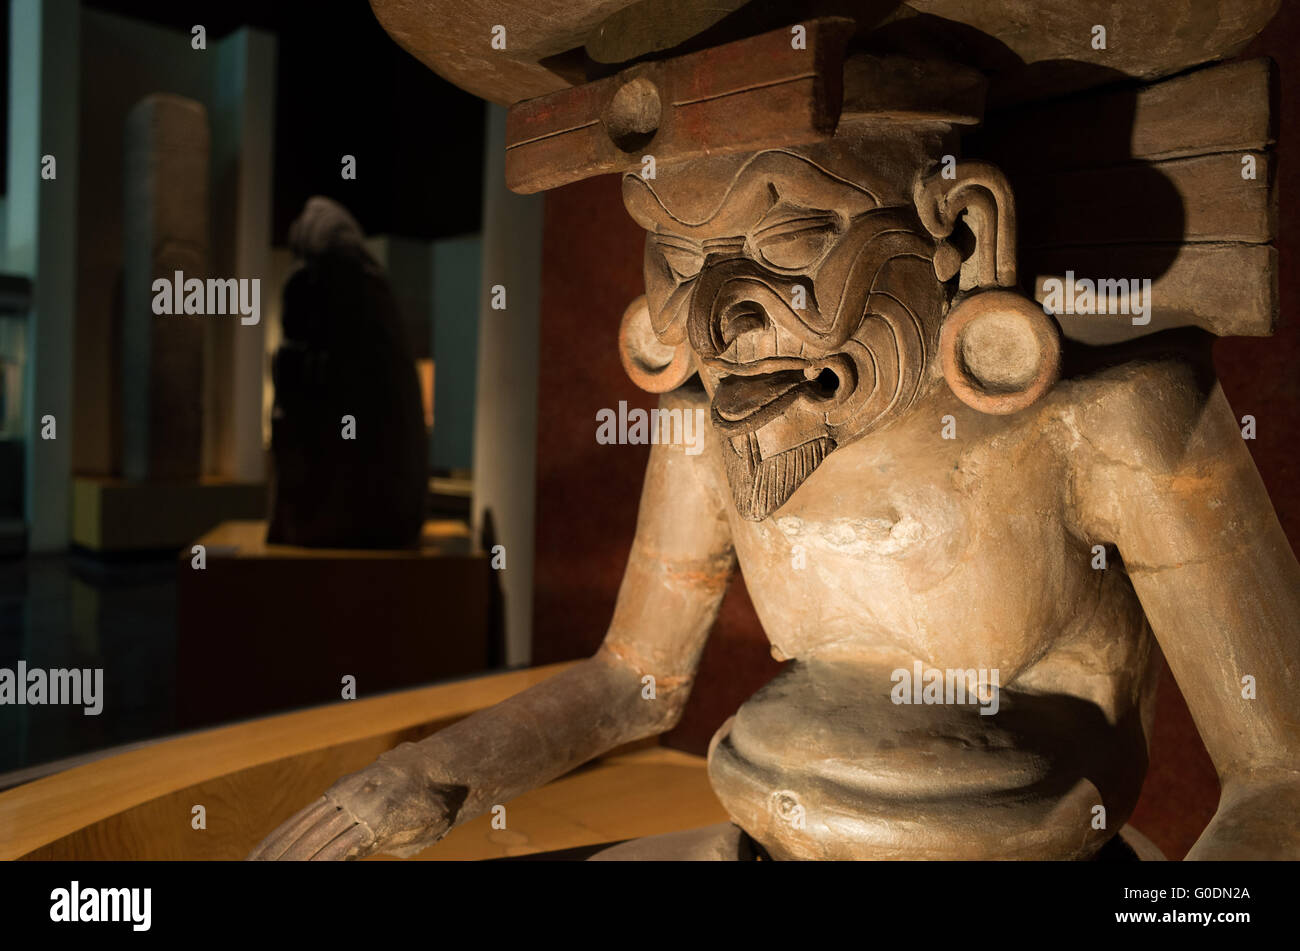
top-left (618, 294), bottom-right (696, 393)
top-left (914, 160), bottom-right (1019, 291)
top-left (915, 161), bottom-right (1061, 415)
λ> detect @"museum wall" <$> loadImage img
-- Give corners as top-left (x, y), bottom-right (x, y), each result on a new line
top-left (532, 3), bottom-right (1299, 860)
top-left (74, 11), bottom-right (212, 476)
top-left (73, 10), bottom-right (272, 479)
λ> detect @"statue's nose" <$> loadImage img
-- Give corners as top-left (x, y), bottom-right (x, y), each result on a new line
top-left (698, 278), bottom-right (790, 359)
top-left (718, 299), bottom-right (769, 349)
top-left (689, 256), bottom-right (821, 360)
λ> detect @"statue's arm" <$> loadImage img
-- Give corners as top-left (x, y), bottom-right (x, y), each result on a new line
top-left (250, 386), bottom-right (734, 859)
top-left (1070, 353), bottom-right (1300, 859)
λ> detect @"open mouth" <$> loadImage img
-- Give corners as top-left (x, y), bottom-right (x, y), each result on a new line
top-left (701, 353), bottom-right (855, 522)
top-left (708, 356), bottom-right (844, 434)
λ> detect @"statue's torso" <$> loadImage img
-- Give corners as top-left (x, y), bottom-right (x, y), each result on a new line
top-left (705, 381), bottom-right (1158, 859)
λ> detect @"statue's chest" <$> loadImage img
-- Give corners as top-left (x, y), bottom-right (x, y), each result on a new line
top-left (725, 431), bottom-right (1079, 663)
top-left (731, 459), bottom-right (973, 603)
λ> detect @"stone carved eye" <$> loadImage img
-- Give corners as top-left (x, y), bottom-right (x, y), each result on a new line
top-left (752, 217), bottom-right (839, 271)
top-left (651, 235), bottom-right (704, 281)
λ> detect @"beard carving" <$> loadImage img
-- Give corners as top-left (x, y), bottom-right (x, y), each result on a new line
top-left (624, 148), bottom-right (947, 521)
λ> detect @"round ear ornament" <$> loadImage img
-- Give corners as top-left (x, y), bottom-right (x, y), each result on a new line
top-left (915, 159), bottom-right (1061, 415)
top-left (618, 294), bottom-right (695, 393)
top-left (939, 290), bottom-right (1061, 415)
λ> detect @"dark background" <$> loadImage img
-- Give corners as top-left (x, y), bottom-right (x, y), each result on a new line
top-left (58, 0), bottom-right (486, 242)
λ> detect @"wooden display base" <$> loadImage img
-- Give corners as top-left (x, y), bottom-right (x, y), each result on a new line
top-left (0, 664), bottom-right (729, 860)
top-left (175, 519), bottom-right (492, 729)
top-left (71, 476), bottom-right (266, 554)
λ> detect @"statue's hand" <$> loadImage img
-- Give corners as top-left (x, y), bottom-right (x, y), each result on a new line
top-left (246, 794), bottom-right (375, 861)
top-left (248, 745), bottom-right (463, 860)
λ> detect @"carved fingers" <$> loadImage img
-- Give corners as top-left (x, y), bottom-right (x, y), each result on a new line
top-left (319, 753), bottom-right (462, 858)
top-left (247, 796), bottom-right (375, 861)
top-left (249, 750), bottom-right (461, 861)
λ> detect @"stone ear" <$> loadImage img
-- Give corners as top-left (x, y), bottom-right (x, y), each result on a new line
top-left (618, 295), bottom-right (695, 393)
top-left (915, 161), bottom-right (1061, 415)
top-left (914, 160), bottom-right (1018, 291)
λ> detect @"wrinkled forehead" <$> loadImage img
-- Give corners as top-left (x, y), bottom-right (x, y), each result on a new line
top-left (622, 142), bottom-right (892, 238)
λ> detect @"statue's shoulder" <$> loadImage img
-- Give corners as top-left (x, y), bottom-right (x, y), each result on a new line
top-left (1046, 329), bottom-right (1218, 474)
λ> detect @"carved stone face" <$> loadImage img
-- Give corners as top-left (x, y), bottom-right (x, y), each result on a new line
top-left (624, 143), bottom-right (947, 520)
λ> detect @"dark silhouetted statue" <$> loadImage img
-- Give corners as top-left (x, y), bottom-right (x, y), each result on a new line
top-left (267, 197), bottom-right (425, 548)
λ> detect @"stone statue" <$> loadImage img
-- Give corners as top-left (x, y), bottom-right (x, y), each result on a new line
top-left (251, 8), bottom-right (1297, 860)
top-left (122, 94), bottom-right (209, 482)
top-left (267, 197), bottom-right (426, 549)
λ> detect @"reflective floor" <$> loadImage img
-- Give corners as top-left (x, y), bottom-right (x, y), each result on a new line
top-left (0, 553), bottom-right (178, 775)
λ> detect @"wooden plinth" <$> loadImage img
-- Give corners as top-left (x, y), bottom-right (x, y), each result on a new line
top-left (175, 519), bottom-right (492, 729)
top-left (0, 663), bottom-right (728, 860)
top-left (72, 476), bottom-right (266, 553)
